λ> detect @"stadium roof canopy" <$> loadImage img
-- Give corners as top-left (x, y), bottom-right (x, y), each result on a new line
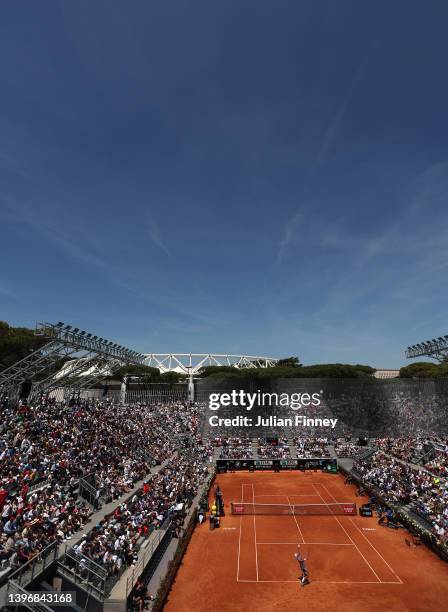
top-left (143, 353), bottom-right (278, 375)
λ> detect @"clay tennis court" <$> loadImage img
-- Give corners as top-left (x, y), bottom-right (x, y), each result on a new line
top-left (164, 471), bottom-right (448, 611)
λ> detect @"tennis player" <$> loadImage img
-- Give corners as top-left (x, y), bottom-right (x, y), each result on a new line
top-left (294, 545), bottom-right (310, 586)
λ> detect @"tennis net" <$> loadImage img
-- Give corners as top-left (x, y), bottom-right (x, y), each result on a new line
top-left (230, 501), bottom-right (357, 516)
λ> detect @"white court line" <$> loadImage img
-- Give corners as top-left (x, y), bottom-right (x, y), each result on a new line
top-left (254, 494), bottom-right (321, 497)
top-left (311, 482), bottom-right (381, 583)
top-left (287, 495), bottom-right (305, 543)
top-left (348, 518), bottom-right (403, 584)
top-left (318, 482), bottom-right (403, 585)
top-left (238, 579), bottom-right (402, 584)
top-left (256, 542), bottom-right (355, 546)
top-left (237, 484), bottom-right (252, 581)
top-left (252, 484), bottom-right (259, 581)
top-left (236, 483), bottom-right (243, 581)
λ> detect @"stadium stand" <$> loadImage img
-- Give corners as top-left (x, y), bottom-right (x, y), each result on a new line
top-left (295, 437), bottom-right (329, 458)
top-left (354, 450), bottom-right (448, 548)
top-left (1, 347), bottom-right (448, 611)
top-left (0, 397), bottom-right (210, 587)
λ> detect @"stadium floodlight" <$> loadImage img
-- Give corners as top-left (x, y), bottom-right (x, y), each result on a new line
top-left (405, 333), bottom-right (448, 362)
top-left (2, 321), bottom-right (145, 400)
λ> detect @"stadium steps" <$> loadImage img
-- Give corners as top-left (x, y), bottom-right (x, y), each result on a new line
top-left (402, 502), bottom-right (434, 533)
top-left (337, 457), bottom-right (355, 472)
top-left (3, 580), bottom-right (54, 612)
top-left (357, 447), bottom-right (377, 461)
top-left (56, 562), bottom-right (106, 604)
top-left (327, 444), bottom-right (337, 458)
top-left (38, 580), bottom-right (86, 612)
top-left (0, 457), bottom-right (175, 607)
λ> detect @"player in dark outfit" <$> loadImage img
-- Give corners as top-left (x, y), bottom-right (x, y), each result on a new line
top-left (295, 545), bottom-right (310, 586)
top-left (215, 485), bottom-right (225, 516)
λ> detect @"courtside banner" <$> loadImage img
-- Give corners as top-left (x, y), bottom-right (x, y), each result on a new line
top-left (216, 458), bottom-right (337, 472)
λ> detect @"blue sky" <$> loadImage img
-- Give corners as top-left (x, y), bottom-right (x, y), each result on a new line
top-left (1, 1), bottom-right (448, 368)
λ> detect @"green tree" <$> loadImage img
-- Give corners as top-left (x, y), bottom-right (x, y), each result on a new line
top-left (275, 356), bottom-right (301, 368)
top-left (0, 321), bottom-right (47, 371)
top-left (399, 362), bottom-right (446, 378)
top-left (197, 363), bottom-right (375, 379)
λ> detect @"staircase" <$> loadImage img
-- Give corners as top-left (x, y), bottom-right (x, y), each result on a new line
top-left (57, 547), bottom-right (108, 603)
top-left (6, 581), bottom-right (54, 612)
top-left (357, 447), bottom-right (377, 462)
top-left (403, 501), bottom-right (435, 533)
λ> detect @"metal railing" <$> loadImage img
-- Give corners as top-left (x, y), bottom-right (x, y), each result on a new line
top-left (419, 445), bottom-right (436, 465)
top-left (59, 546), bottom-right (108, 600)
top-left (7, 580), bottom-right (54, 612)
top-left (124, 389), bottom-right (188, 404)
top-left (78, 472), bottom-right (97, 506)
top-left (8, 540), bottom-right (59, 587)
top-left (358, 447), bottom-right (377, 462)
top-left (125, 520), bottom-right (171, 597)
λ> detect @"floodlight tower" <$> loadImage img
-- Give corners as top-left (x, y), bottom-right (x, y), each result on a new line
top-left (405, 335), bottom-right (448, 362)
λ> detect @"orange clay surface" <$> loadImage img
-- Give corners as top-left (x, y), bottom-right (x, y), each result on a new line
top-left (164, 471), bottom-right (448, 611)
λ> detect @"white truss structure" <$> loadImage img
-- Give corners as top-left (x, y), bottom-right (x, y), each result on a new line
top-left (143, 353), bottom-right (278, 375)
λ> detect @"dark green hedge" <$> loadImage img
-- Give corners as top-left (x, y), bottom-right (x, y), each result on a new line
top-left (199, 363), bottom-right (376, 379)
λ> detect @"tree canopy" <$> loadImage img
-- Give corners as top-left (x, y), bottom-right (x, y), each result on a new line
top-left (275, 356), bottom-right (301, 368)
top-left (0, 321), bottom-right (47, 371)
top-left (198, 363), bottom-right (375, 379)
top-left (399, 362), bottom-right (448, 378)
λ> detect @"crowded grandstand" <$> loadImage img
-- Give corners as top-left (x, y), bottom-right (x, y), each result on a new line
top-left (1, 322), bottom-right (448, 611)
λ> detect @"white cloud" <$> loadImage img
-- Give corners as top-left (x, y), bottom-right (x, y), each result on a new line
top-left (146, 215), bottom-right (171, 256)
top-left (277, 210), bottom-right (302, 263)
